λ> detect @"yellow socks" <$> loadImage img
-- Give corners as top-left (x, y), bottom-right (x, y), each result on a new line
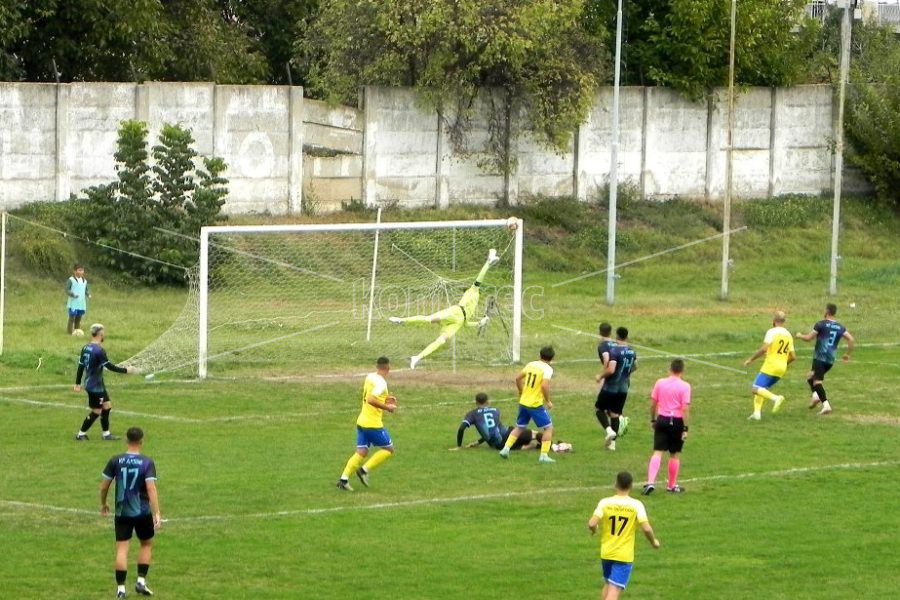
top-left (503, 433), bottom-right (519, 450)
top-left (540, 439), bottom-right (552, 455)
top-left (341, 452), bottom-right (365, 480)
top-left (755, 387), bottom-right (777, 401)
top-left (363, 448), bottom-right (393, 472)
top-left (752, 394), bottom-right (765, 413)
top-left (418, 337), bottom-right (447, 359)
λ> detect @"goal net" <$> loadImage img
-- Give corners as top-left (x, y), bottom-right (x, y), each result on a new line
top-left (186, 219), bottom-right (523, 378)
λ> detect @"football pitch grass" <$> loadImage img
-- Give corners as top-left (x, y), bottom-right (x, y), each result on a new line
top-left (2, 199), bottom-right (900, 599)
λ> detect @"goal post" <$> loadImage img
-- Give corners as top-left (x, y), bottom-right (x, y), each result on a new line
top-left (197, 218), bottom-right (523, 379)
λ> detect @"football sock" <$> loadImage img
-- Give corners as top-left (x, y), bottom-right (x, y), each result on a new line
top-left (595, 409), bottom-right (610, 428)
top-left (116, 570), bottom-right (127, 585)
top-left (137, 564), bottom-right (149, 578)
top-left (73, 315), bottom-right (83, 330)
top-left (100, 408), bottom-right (111, 432)
top-left (340, 453), bottom-right (365, 480)
top-left (610, 416), bottom-right (620, 434)
top-left (647, 454), bottom-right (662, 484)
top-left (752, 394), bottom-right (765, 414)
top-left (404, 315), bottom-right (434, 324)
top-left (813, 383), bottom-right (827, 403)
top-left (363, 448), bottom-right (392, 472)
top-left (540, 439), bottom-right (551, 455)
top-left (807, 377), bottom-right (815, 392)
top-left (503, 433), bottom-right (519, 450)
top-left (755, 387), bottom-right (777, 401)
top-left (79, 412), bottom-right (99, 433)
top-left (67, 316), bottom-right (76, 334)
top-left (821, 400), bottom-right (832, 411)
top-left (417, 337), bottom-right (447, 359)
top-left (475, 259), bottom-right (492, 285)
top-left (667, 458), bottom-right (681, 489)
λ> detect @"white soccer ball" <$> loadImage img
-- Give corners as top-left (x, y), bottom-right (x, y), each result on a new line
top-left (72, 329), bottom-right (85, 337)
top-left (506, 216), bottom-right (519, 231)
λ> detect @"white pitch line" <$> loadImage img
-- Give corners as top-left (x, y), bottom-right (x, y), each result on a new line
top-left (0, 391), bottom-right (584, 424)
top-left (4, 460), bottom-right (896, 523)
top-left (551, 324), bottom-right (748, 374)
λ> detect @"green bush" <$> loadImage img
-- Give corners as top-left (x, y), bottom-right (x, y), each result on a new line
top-left (70, 120), bottom-right (228, 284)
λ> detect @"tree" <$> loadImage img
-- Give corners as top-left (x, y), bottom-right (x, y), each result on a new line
top-left (299, 0), bottom-right (607, 205)
top-left (584, 0), bottom-right (820, 100)
top-left (217, 0), bottom-right (319, 85)
top-left (75, 120), bottom-right (228, 284)
top-left (845, 22), bottom-right (900, 206)
top-left (8, 0), bottom-right (169, 82)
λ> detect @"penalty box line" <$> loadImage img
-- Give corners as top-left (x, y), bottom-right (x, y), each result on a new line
top-left (3, 460), bottom-right (897, 523)
top-left (0, 391), bottom-right (582, 424)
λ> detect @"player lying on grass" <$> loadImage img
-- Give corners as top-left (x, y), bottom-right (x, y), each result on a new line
top-left (453, 392), bottom-right (542, 450)
top-left (389, 248), bottom-right (500, 369)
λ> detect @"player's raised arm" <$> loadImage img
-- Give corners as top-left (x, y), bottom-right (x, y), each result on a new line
top-left (795, 330), bottom-right (817, 342)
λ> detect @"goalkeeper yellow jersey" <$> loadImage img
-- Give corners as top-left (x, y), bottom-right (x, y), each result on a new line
top-left (357, 372), bottom-right (390, 428)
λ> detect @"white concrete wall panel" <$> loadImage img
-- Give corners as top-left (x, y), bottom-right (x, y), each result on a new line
top-left (0, 84), bottom-right (57, 205)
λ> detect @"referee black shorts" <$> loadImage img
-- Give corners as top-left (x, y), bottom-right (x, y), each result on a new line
top-left (114, 514), bottom-right (155, 542)
top-left (811, 359), bottom-right (833, 381)
top-left (595, 390), bottom-right (628, 415)
top-left (653, 417), bottom-right (686, 454)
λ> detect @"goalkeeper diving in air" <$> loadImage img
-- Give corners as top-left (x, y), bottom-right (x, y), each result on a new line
top-left (389, 248), bottom-right (501, 369)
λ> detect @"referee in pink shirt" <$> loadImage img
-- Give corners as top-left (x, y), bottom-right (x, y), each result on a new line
top-left (642, 359), bottom-right (691, 495)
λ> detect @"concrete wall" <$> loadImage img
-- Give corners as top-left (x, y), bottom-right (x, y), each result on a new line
top-left (0, 82), bottom-right (864, 214)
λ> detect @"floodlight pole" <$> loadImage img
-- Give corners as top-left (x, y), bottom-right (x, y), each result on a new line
top-left (721, 0), bottom-right (737, 301)
top-left (606, 0), bottom-right (624, 305)
top-left (830, 2), bottom-right (853, 296)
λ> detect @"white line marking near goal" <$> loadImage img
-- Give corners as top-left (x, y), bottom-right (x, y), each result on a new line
top-left (551, 324), bottom-right (748, 374)
top-left (6, 460), bottom-right (894, 522)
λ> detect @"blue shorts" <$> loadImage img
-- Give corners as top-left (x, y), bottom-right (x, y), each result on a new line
top-left (68, 308), bottom-right (86, 317)
top-left (356, 426), bottom-right (392, 448)
top-left (753, 372), bottom-right (780, 389)
top-left (515, 405), bottom-right (552, 429)
top-left (601, 559), bottom-right (634, 589)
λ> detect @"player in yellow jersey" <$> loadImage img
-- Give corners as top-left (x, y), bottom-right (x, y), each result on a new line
top-left (389, 248), bottom-right (500, 369)
top-left (744, 311), bottom-right (796, 420)
top-left (499, 346), bottom-right (556, 463)
top-left (336, 357), bottom-right (397, 491)
top-left (588, 471), bottom-right (660, 599)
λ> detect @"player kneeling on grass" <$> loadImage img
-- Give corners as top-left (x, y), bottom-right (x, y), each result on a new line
top-left (337, 357), bottom-right (397, 491)
top-left (389, 248), bottom-right (500, 369)
top-left (74, 324), bottom-right (136, 441)
top-left (588, 471), bottom-right (660, 600)
top-left (453, 392), bottom-right (541, 450)
top-left (744, 311), bottom-right (795, 421)
top-left (499, 346), bottom-right (556, 463)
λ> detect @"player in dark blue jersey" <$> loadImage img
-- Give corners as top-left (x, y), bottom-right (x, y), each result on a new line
top-left (597, 322), bottom-right (617, 369)
top-left (596, 327), bottom-right (637, 451)
top-left (100, 427), bottom-right (161, 598)
top-left (795, 304), bottom-right (855, 415)
top-left (454, 393), bottom-right (539, 450)
top-left (74, 324), bottom-right (134, 441)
